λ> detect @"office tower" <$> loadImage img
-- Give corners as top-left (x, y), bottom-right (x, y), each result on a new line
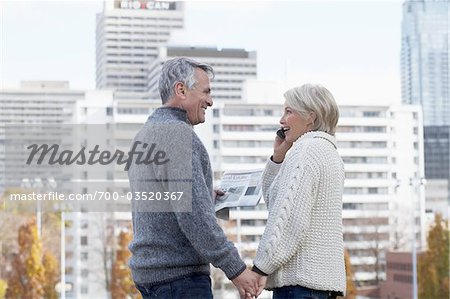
top-left (401, 0), bottom-right (449, 125)
top-left (147, 46), bottom-right (257, 101)
top-left (96, 0), bottom-right (184, 100)
top-left (401, 0), bottom-right (450, 205)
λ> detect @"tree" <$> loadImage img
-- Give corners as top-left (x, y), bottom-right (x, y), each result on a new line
top-left (6, 218), bottom-right (45, 299)
top-left (42, 251), bottom-right (58, 299)
top-left (344, 249), bottom-right (357, 299)
top-left (418, 213), bottom-right (449, 299)
top-left (111, 230), bottom-right (140, 299)
top-left (0, 280), bottom-right (7, 299)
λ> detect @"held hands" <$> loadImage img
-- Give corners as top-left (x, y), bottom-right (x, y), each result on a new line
top-left (232, 268), bottom-right (267, 299)
top-left (251, 272), bottom-right (267, 298)
top-left (272, 134), bottom-right (293, 163)
top-left (231, 268), bottom-right (259, 299)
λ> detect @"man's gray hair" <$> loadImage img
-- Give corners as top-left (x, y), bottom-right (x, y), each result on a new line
top-left (158, 57), bottom-right (214, 104)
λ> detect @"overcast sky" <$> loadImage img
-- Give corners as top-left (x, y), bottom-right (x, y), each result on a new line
top-left (1, 0), bottom-right (403, 104)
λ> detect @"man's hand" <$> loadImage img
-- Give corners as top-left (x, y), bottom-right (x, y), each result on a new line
top-left (231, 268), bottom-right (258, 299)
top-left (214, 188), bottom-right (225, 201)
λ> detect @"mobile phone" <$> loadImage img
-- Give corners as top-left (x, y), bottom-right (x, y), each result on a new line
top-left (276, 128), bottom-right (286, 139)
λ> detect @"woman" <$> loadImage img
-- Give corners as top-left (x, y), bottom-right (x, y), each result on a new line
top-left (251, 84), bottom-right (346, 299)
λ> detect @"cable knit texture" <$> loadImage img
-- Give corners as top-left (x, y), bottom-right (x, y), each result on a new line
top-left (254, 131), bottom-right (346, 293)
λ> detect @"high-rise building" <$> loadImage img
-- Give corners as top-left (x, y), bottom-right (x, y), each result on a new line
top-left (147, 46), bottom-right (257, 101)
top-left (401, 0), bottom-right (449, 126)
top-left (401, 0), bottom-right (450, 193)
top-left (96, 0), bottom-right (184, 100)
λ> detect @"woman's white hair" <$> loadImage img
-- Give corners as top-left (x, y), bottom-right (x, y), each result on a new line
top-left (283, 84), bottom-right (339, 135)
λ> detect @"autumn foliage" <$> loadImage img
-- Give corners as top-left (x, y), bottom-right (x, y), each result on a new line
top-left (111, 230), bottom-right (141, 299)
top-left (5, 218), bottom-right (58, 299)
top-left (418, 213), bottom-right (449, 299)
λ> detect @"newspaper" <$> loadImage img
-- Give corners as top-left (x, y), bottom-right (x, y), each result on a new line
top-left (215, 169), bottom-right (264, 213)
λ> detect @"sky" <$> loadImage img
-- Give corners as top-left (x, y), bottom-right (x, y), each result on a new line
top-left (1, 0), bottom-right (403, 104)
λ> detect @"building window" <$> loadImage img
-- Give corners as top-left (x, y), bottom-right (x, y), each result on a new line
top-left (81, 236), bottom-right (88, 246)
top-left (80, 285), bottom-right (89, 294)
top-left (213, 109), bottom-right (220, 117)
top-left (106, 107), bottom-right (113, 116)
top-left (81, 252), bottom-right (88, 261)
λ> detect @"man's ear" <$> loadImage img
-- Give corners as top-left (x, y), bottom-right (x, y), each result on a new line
top-left (175, 82), bottom-right (186, 97)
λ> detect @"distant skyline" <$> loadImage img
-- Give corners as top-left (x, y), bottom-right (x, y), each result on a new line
top-left (1, 0), bottom-right (403, 104)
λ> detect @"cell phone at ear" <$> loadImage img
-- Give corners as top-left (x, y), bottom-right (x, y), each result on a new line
top-left (276, 128), bottom-right (286, 139)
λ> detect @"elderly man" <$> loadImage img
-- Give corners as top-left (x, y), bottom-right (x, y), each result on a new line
top-left (128, 57), bottom-right (257, 299)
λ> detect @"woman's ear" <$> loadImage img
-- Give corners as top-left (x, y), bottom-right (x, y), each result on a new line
top-left (308, 111), bottom-right (317, 125)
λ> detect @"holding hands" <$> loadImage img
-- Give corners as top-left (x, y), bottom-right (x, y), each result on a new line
top-left (232, 268), bottom-right (267, 299)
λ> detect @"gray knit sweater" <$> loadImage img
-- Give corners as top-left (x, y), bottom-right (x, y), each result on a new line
top-left (128, 107), bottom-right (246, 285)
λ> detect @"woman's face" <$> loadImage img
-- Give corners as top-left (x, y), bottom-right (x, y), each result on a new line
top-left (279, 105), bottom-right (315, 143)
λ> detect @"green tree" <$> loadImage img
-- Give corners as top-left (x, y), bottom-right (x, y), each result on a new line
top-left (6, 218), bottom-right (45, 299)
top-left (42, 251), bottom-right (58, 299)
top-left (111, 230), bottom-right (140, 299)
top-left (418, 213), bottom-right (449, 299)
top-left (344, 249), bottom-right (357, 299)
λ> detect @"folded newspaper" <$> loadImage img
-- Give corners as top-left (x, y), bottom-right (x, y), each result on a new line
top-left (215, 169), bottom-right (264, 213)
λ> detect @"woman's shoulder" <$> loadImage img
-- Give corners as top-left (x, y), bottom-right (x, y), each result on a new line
top-left (294, 131), bottom-right (336, 151)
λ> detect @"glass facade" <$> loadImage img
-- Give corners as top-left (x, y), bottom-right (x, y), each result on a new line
top-left (401, 0), bottom-right (449, 126)
top-left (402, 0), bottom-right (450, 180)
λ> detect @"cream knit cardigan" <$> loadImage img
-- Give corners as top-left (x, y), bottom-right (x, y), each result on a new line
top-left (254, 131), bottom-right (346, 293)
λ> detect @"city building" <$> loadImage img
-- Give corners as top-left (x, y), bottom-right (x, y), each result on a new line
top-left (379, 251), bottom-right (425, 299)
top-left (337, 104), bottom-right (426, 288)
top-left (0, 81), bottom-right (84, 193)
top-left (96, 0), bottom-right (184, 99)
top-left (401, 0), bottom-right (450, 207)
top-left (401, 0), bottom-right (449, 126)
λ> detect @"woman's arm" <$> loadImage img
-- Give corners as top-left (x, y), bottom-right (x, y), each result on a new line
top-left (254, 150), bottom-right (318, 275)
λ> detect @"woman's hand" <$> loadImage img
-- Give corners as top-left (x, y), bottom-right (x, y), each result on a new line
top-left (272, 135), bottom-right (293, 163)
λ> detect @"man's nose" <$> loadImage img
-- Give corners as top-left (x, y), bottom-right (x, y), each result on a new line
top-left (206, 96), bottom-right (213, 107)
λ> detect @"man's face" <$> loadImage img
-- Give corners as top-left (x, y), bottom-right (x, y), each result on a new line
top-left (183, 69), bottom-right (213, 125)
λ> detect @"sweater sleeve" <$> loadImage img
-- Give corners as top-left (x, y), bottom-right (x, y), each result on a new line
top-left (254, 151), bottom-right (318, 275)
top-left (172, 146), bottom-right (246, 280)
top-left (261, 158), bottom-right (282, 208)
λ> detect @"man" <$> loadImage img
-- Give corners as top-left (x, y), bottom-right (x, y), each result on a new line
top-left (128, 57), bottom-right (257, 299)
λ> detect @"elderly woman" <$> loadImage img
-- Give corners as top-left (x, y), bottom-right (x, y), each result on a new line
top-left (251, 84), bottom-right (346, 299)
